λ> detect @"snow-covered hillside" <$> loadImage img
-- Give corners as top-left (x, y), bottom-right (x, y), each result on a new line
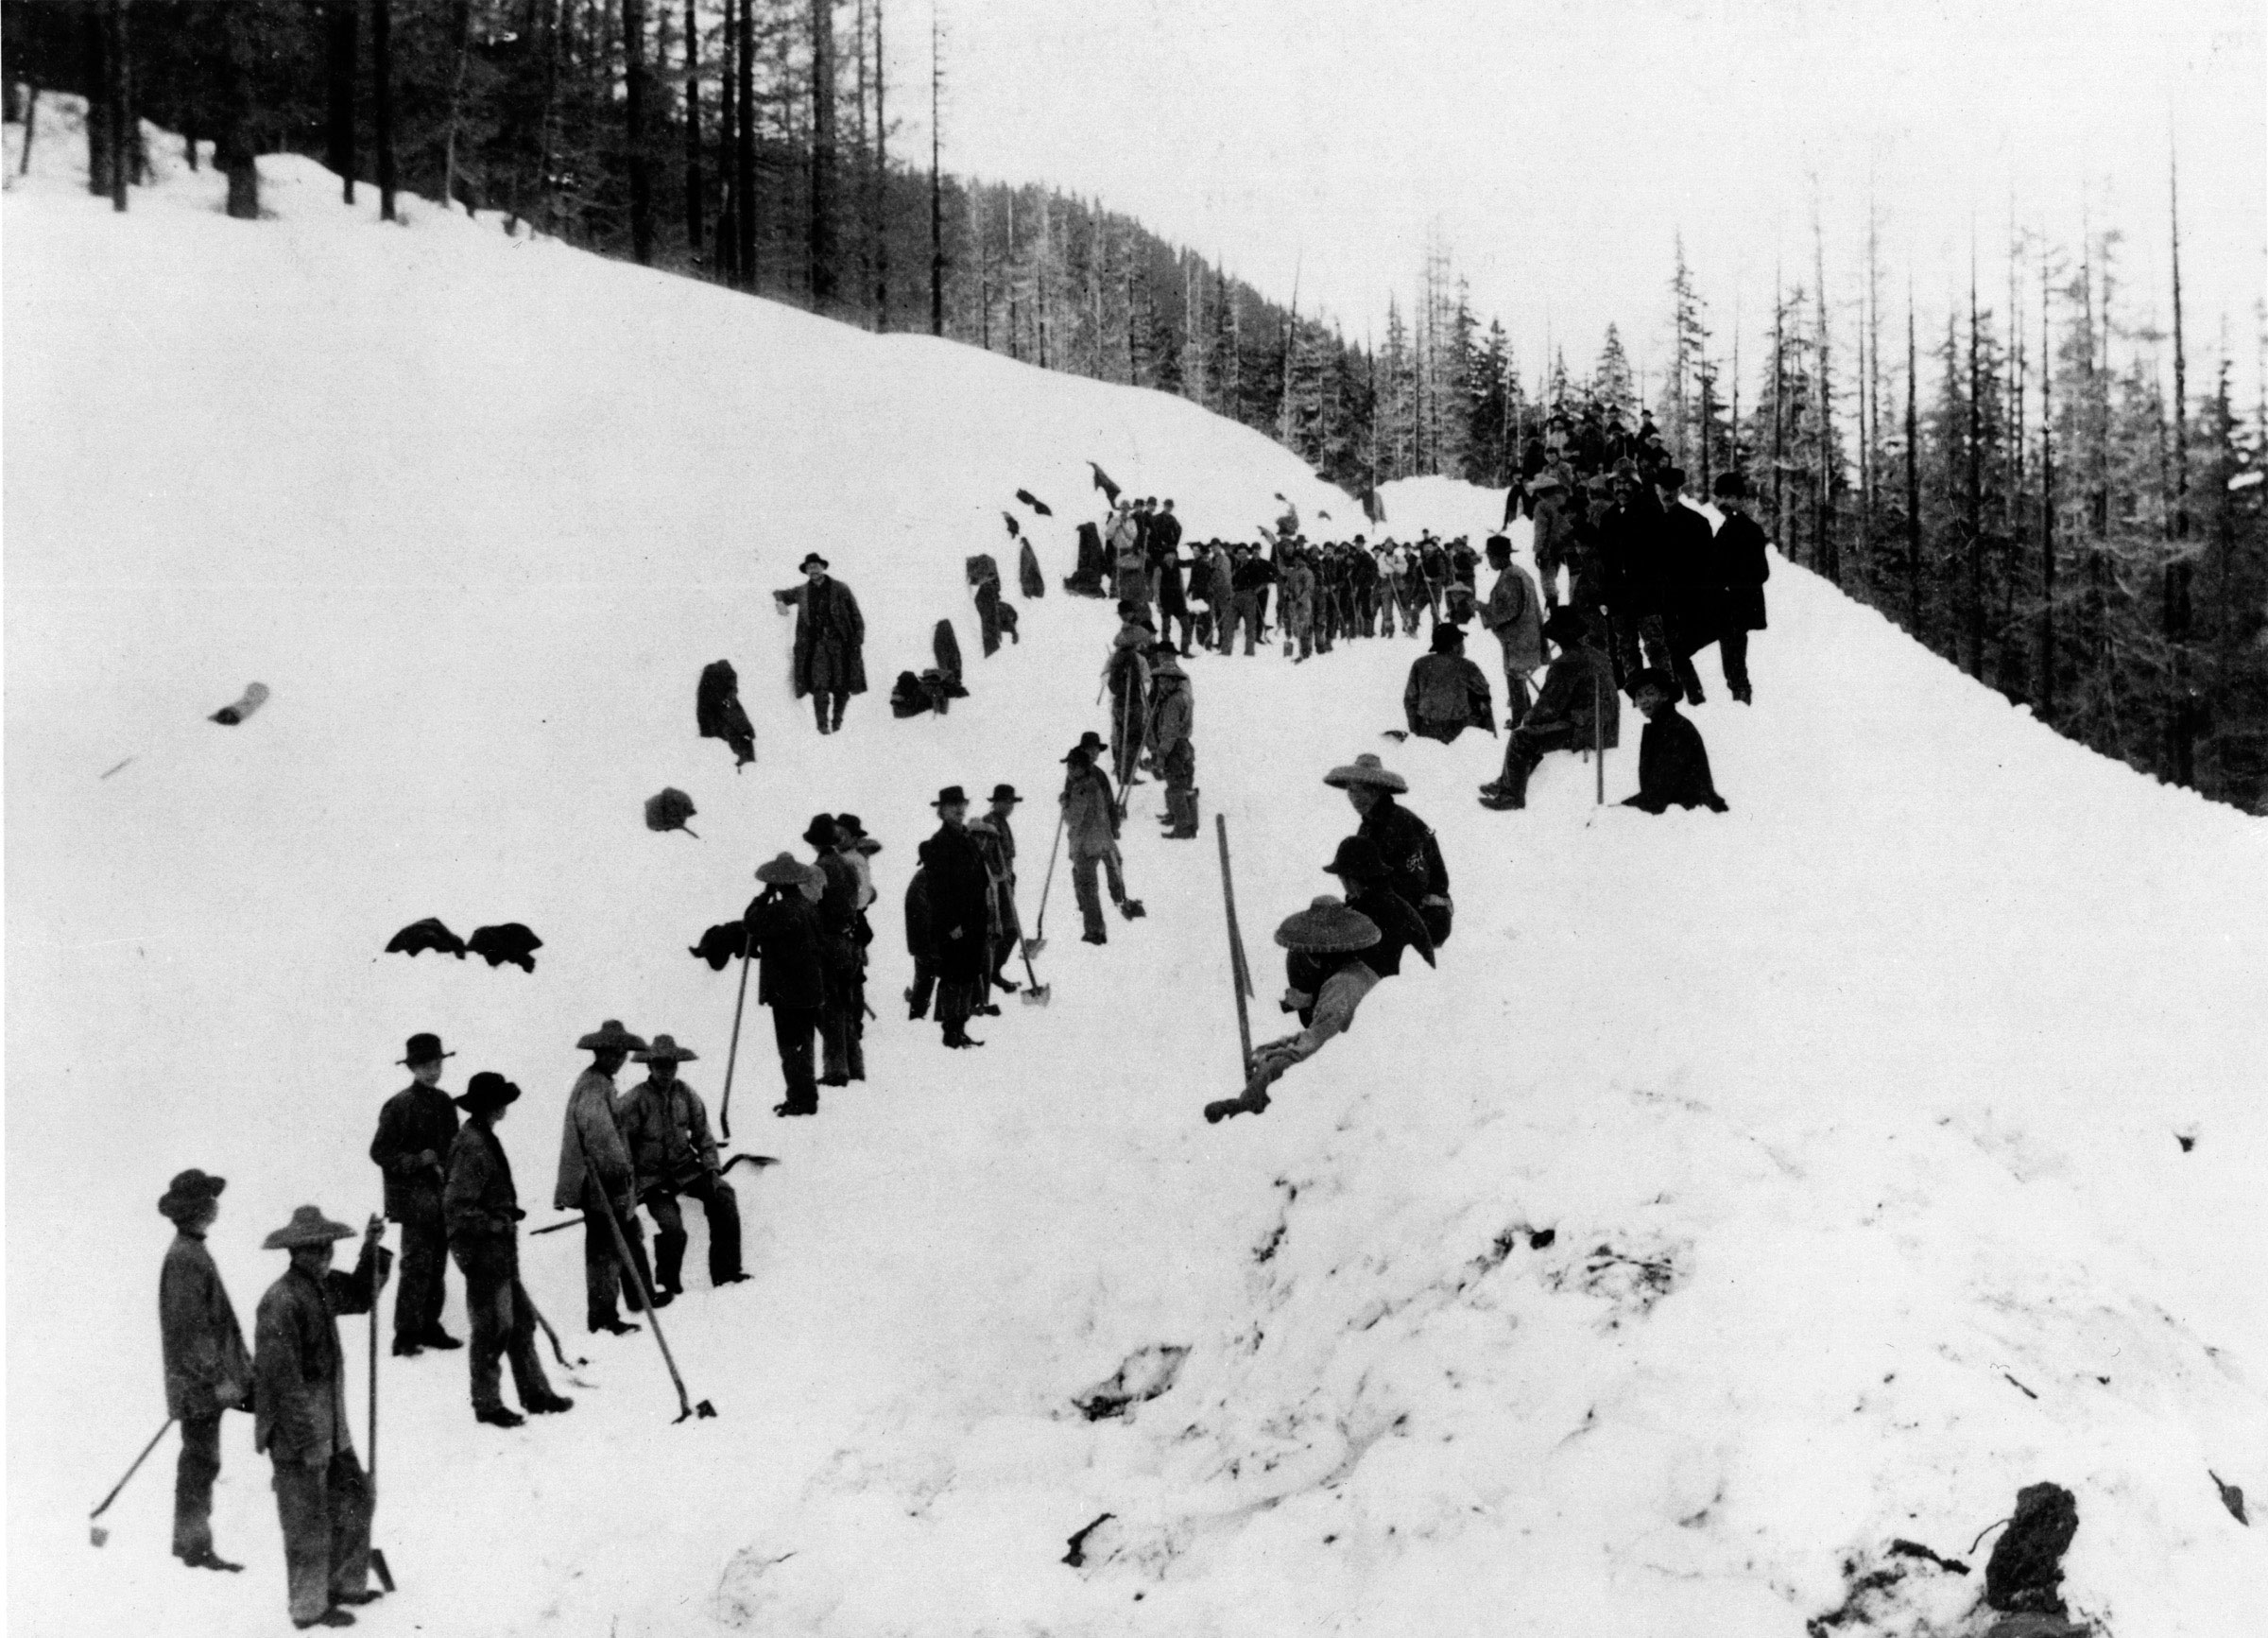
top-left (8, 110), bottom-right (2266, 1638)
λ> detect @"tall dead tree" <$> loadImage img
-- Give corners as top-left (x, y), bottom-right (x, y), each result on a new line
top-left (2165, 152), bottom-right (2193, 785)
top-left (683, 0), bottom-right (702, 258)
top-left (626, 0), bottom-right (652, 262)
top-left (2038, 260), bottom-right (2055, 721)
top-left (106, 0), bottom-right (130, 211)
top-left (325, 0), bottom-right (357, 202)
top-left (928, 6), bottom-right (942, 335)
top-left (373, 0), bottom-right (397, 220)
top-left (1771, 263), bottom-right (1784, 546)
top-left (1905, 286), bottom-right (1920, 633)
top-left (441, 0), bottom-right (472, 213)
top-left (809, 0), bottom-right (838, 309)
top-left (1967, 242), bottom-right (1984, 677)
top-left (871, 0), bottom-right (887, 328)
top-left (1813, 221), bottom-right (1836, 582)
top-left (735, 0), bottom-right (755, 286)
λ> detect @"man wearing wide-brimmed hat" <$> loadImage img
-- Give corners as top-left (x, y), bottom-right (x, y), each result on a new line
top-left (445, 1072), bottom-right (572, 1428)
top-left (620, 1035), bottom-right (747, 1293)
top-left (553, 1021), bottom-right (661, 1334)
top-left (1325, 752), bottom-right (1452, 945)
top-left (1204, 896), bottom-right (1383, 1124)
top-left (1480, 607), bottom-right (1622, 813)
top-left (772, 553), bottom-right (868, 734)
top-left (746, 853), bottom-right (830, 1112)
top-left (921, 786), bottom-right (995, 1047)
top-left (975, 784), bottom-right (1024, 991)
top-left (803, 814), bottom-right (865, 1087)
top-left (158, 1167), bottom-right (251, 1573)
top-left (367, 1032), bottom-right (462, 1359)
top-left (252, 1205), bottom-right (391, 1629)
top-left (1059, 748), bottom-right (1141, 944)
top-left (1144, 645), bottom-right (1199, 839)
top-left (1477, 534), bottom-right (1545, 728)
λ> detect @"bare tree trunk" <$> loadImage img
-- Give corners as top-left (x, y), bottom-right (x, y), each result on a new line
top-left (534, 0), bottom-right (562, 236)
top-left (215, 2), bottom-right (259, 219)
top-left (2166, 153), bottom-right (2193, 785)
top-left (1905, 290), bottom-right (1920, 633)
top-left (1967, 248), bottom-right (1984, 676)
top-left (16, 84), bottom-right (36, 178)
top-left (373, 0), bottom-right (397, 221)
top-left (735, 0), bottom-right (754, 287)
top-left (1771, 267), bottom-right (1784, 547)
top-left (808, 0), bottom-right (837, 309)
top-left (683, 0), bottom-right (703, 258)
top-left (84, 9), bottom-right (112, 198)
top-left (2038, 262), bottom-right (2055, 722)
top-left (326, 0), bottom-right (358, 202)
top-left (107, 0), bottom-right (131, 211)
top-left (1813, 224), bottom-right (1835, 583)
top-left (442, 0), bottom-right (472, 214)
top-left (627, 0), bottom-right (652, 262)
top-left (872, 0), bottom-right (886, 329)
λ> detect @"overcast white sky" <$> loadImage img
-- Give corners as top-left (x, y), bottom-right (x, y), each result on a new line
top-left (886, 0), bottom-right (2265, 401)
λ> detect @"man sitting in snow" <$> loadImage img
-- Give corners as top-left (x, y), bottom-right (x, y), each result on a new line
top-left (1621, 669), bottom-right (1728, 814)
top-left (1480, 608), bottom-right (1620, 812)
top-left (1205, 897), bottom-right (1383, 1124)
top-left (1402, 623), bottom-right (1496, 743)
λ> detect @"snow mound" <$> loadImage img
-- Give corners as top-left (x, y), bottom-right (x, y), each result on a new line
top-left (9, 112), bottom-right (2267, 1638)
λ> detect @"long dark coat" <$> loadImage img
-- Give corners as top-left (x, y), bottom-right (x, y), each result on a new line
top-left (921, 821), bottom-right (993, 983)
top-left (1627, 709), bottom-right (1729, 813)
top-left (161, 1231), bottom-right (252, 1421)
top-left (369, 1083), bottom-right (459, 1222)
top-left (1658, 502), bottom-right (1723, 649)
top-left (1714, 511), bottom-right (1772, 632)
top-left (1599, 491), bottom-right (1671, 616)
top-left (786, 577), bottom-right (868, 698)
top-left (1358, 796), bottom-right (1450, 908)
top-left (745, 889), bottom-right (827, 1010)
top-left (253, 1242), bottom-right (387, 1461)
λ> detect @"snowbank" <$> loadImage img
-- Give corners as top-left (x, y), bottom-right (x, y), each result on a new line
top-left (8, 108), bottom-right (2265, 1638)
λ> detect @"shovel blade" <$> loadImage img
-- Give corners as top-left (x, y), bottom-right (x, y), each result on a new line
top-left (696, 1401), bottom-right (717, 1419)
top-left (90, 1526), bottom-right (109, 1548)
top-left (371, 1548), bottom-right (396, 1593)
top-left (1022, 939), bottom-right (1045, 958)
top-left (1021, 986), bottom-right (1052, 1007)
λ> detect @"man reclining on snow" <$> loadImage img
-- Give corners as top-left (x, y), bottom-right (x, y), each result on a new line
top-left (1205, 897), bottom-right (1382, 1125)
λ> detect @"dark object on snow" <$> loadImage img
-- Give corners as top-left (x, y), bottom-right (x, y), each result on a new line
top-left (696, 661), bottom-right (756, 767)
top-left (1066, 522), bottom-right (1110, 596)
top-left (2209, 1470), bottom-right (2248, 1525)
top-left (891, 668), bottom-right (968, 719)
top-left (1888, 1539), bottom-right (1970, 1574)
top-left (1528, 1228), bottom-right (1555, 1250)
top-left (1001, 510), bottom-right (1021, 539)
top-left (934, 620), bottom-right (964, 684)
top-left (1088, 461), bottom-right (1121, 505)
top-left (1624, 706), bottom-right (1728, 814)
top-left (466, 922), bottom-right (543, 973)
top-left (1017, 489), bottom-right (1053, 516)
top-left (1020, 541), bottom-right (1046, 598)
top-left (209, 681), bottom-right (270, 726)
top-left (1074, 1345), bottom-right (1189, 1422)
top-left (386, 918), bottom-right (467, 960)
top-left (689, 922), bottom-right (749, 971)
top-left (644, 787), bottom-right (700, 839)
top-left (1984, 1483), bottom-right (2079, 1614)
top-left (1062, 1512), bottom-right (1115, 1568)
top-left (967, 552), bottom-right (1001, 589)
top-left (2176, 1131), bottom-right (2197, 1152)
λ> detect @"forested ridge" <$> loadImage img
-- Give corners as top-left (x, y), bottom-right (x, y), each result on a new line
top-left (9, 0), bottom-right (2265, 811)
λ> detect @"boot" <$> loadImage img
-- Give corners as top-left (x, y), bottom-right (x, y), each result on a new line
top-left (655, 1231), bottom-right (688, 1298)
top-left (1119, 899), bottom-right (1146, 920)
top-left (1203, 1086), bottom-right (1271, 1124)
top-left (293, 1612), bottom-right (355, 1630)
top-left (591, 1319), bottom-right (642, 1336)
top-left (525, 1392), bottom-right (575, 1414)
top-left (476, 1405), bottom-right (525, 1428)
top-left (419, 1328), bottom-right (463, 1351)
top-left (180, 1549), bottom-right (244, 1573)
top-left (390, 1337), bottom-right (422, 1358)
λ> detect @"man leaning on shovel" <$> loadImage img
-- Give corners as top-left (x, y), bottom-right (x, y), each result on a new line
top-left (157, 1166), bottom-right (252, 1573)
top-left (554, 1019), bottom-right (663, 1335)
top-left (251, 1205), bottom-right (391, 1629)
top-left (445, 1070), bottom-right (575, 1427)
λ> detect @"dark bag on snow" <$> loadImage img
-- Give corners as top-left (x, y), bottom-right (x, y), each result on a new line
top-left (696, 659), bottom-right (756, 766)
top-left (934, 619), bottom-right (964, 683)
top-left (891, 670), bottom-right (932, 718)
top-left (1019, 541), bottom-right (1046, 599)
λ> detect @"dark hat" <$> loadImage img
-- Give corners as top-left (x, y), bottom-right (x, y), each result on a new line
top-left (399, 1032), bottom-right (454, 1067)
top-left (802, 812), bottom-right (840, 849)
top-left (634, 1033), bottom-right (698, 1063)
top-left (1657, 466), bottom-right (1687, 489)
top-left (1322, 752), bottom-right (1407, 793)
top-left (455, 1072), bottom-right (522, 1112)
top-left (576, 1018), bottom-right (648, 1053)
top-left (1431, 623), bottom-right (1468, 653)
top-left (988, 785), bottom-right (1022, 804)
top-left (263, 1205), bottom-right (358, 1250)
top-left (932, 785), bottom-right (971, 808)
top-left (1486, 534), bottom-right (1511, 556)
top-left (1625, 667), bottom-right (1678, 700)
top-left (756, 852), bottom-right (823, 887)
top-left (799, 553), bottom-right (830, 572)
top-left (1541, 607), bottom-right (1591, 646)
top-left (833, 814), bottom-right (868, 838)
top-left (1062, 746), bottom-right (1093, 767)
top-left (1274, 895), bottom-right (1382, 954)
top-left (1074, 732), bottom-right (1106, 753)
top-left (1323, 836), bottom-right (1388, 881)
top-left (158, 1168), bottom-right (227, 1220)
top-left (853, 836), bottom-right (883, 856)
top-left (1610, 457), bottom-right (1640, 481)
top-left (1712, 472), bottom-right (1750, 499)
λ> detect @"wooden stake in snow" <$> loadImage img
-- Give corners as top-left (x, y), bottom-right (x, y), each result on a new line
top-left (1215, 815), bottom-right (1255, 1077)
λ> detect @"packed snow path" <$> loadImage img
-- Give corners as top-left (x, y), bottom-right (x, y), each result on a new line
top-left (8, 116), bottom-right (2265, 1637)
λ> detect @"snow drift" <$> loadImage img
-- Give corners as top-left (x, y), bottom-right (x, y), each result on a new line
top-left (7, 104), bottom-right (2266, 1638)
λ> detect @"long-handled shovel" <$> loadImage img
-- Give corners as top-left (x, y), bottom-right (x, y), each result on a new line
top-left (716, 944), bottom-right (754, 1141)
top-left (89, 1417), bottom-right (174, 1546)
top-left (527, 1300), bottom-right (597, 1388)
top-left (1022, 813), bottom-right (1065, 976)
top-left (363, 1216), bottom-right (396, 1593)
top-left (574, 1125), bottom-right (714, 1422)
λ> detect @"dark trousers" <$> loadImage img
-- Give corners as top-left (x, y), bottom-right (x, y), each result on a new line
top-left (1160, 741), bottom-right (1197, 835)
top-left (820, 970), bottom-right (865, 1081)
top-left (936, 974), bottom-right (983, 1033)
top-left (1503, 668), bottom-right (1535, 729)
top-left (1721, 629), bottom-right (1752, 698)
top-left (907, 959), bottom-right (936, 1018)
top-left (1072, 849), bottom-right (1128, 940)
top-left (771, 1005), bottom-right (820, 1112)
top-left (390, 1192), bottom-right (448, 1344)
top-left (1230, 593), bottom-right (1263, 654)
top-left (648, 1173), bottom-right (744, 1288)
top-left (453, 1238), bottom-right (555, 1412)
top-left (1494, 720), bottom-right (1581, 806)
top-left (271, 1451), bottom-right (372, 1626)
top-left (173, 1412), bottom-right (222, 1560)
top-left (812, 691), bottom-right (848, 733)
top-left (579, 1182), bottom-right (651, 1329)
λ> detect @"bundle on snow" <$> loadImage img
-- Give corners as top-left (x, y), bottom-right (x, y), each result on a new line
top-left (1001, 511), bottom-right (1022, 539)
top-left (688, 921), bottom-right (749, 970)
top-left (966, 553), bottom-right (1001, 589)
top-left (467, 922), bottom-right (543, 973)
top-left (1019, 541), bottom-right (1046, 599)
top-left (210, 681), bottom-right (270, 726)
top-left (933, 619), bottom-right (964, 684)
top-left (1016, 489), bottom-right (1053, 516)
top-left (1065, 522), bottom-right (1109, 596)
top-left (695, 660), bottom-right (756, 767)
top-left (644, 786), bottom-right (699, 838)
top-left (386, 918), bottom-right (467, 959)
top-left (1088, 462), bottom-right (1121, 505)
top-left (889, 668), bottom-right (966, 719)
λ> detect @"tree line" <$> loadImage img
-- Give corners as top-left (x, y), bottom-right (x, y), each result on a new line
top-left (9, 2), bottom-right (2263, 810)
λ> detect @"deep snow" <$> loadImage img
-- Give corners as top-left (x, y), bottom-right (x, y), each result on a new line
top-left (7, 105), bottom-right (2266, 1638)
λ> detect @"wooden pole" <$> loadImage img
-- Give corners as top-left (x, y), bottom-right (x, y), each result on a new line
top-left (1214, 815), bottom-right (1254, 1076)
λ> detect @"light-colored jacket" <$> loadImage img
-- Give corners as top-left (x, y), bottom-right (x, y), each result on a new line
top-left (1061, 766), bottom-right (1121, 857)
top-left (1480, 562), bottom-right (1545, 672)
top-left (619, 1077), bottom-right (722, 1184)
top-left (1257, 962), bottom-right (1381, 1070)
top-left (553, 1067), bottom-right (635, 1210)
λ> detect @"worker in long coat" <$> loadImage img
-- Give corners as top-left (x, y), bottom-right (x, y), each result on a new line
top-left (921, 786), bottom-right (995, 1048)
top-left (444, 1073), bottom-right (572, 1427)
top-left (552, 1021), bottom-right (658, 1334)
top-left (367, 1032), bottom-right (460, 1358)
top-left (158, 1168), bottom-right (252, 1572)
top-left (774, 553), bottom-right (868, 733)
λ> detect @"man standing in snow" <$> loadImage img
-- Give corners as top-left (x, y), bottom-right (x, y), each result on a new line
top-left (1621, 670), bottom-right (1729, 813)
top-left (1104, 615), bottom-right (1152, 789)
top-left (1476, 535), bottom-right (1544, 728)
top-left (1061, 745), bottom-right (1143, 942)
top-left (1151, 500), bottom-right (1192, 654)
top-left (444, 1073), bottom-right (573, 1428)
top-left (252, 1207), bottom-right (390, 1629)
top-left (1529, 473), bottom-right (1576, 608)
top-left (1145, 645), bottom-right (1198, 838)
top-left (619, 1036), bottom-right (747, 1294)
top-left (746, 855), bottom-right (829, 1112)
top-left (1325, 753), bottom-right (1452, 947)
top-left (804, 814), bottom-right (863, 1087)
top-left (1710, 473), bottom-right (1769, 703)
top-left (1654, 467), bottom-right (1716, 705)
top-left (1481, 609), bottom-right (1621, 812)
top-left (1228, 546), bottom-right (1276, 657)
top-left (921, 786), bottom-right (995, 1047)
top-left (157, 1167), bottom-right (252, 1573)
top-left (975, 784), bottom-right (1025, 991)
top-left (367, 1033), bottom-right (461, 1359)
top-left (773, 554), bottom-right (867, 734)
top-left (553, 1020), bottom-right (659, 1335)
